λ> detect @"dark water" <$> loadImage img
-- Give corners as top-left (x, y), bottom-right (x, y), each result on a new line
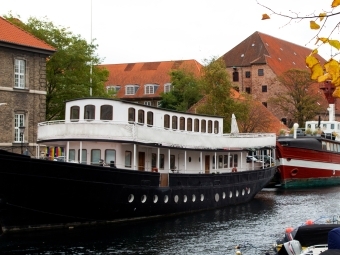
top-left (1, 186), bottom-right (340, 255)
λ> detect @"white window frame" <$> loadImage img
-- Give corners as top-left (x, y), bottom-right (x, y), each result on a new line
top-left (14, 114), bottom-right (25, 142)
top-left (107, 85), bottom-right (120, 93)
top-left (14, 59), bottom-right (26, 89)
top-left (125, 85), bottom-right (139, 95)
top-left (145, 84), bottom-right (155, 94)
top-left (164, 83), bottom-right (172, 93)
top-left (144, 101), bottom-right (151, 106)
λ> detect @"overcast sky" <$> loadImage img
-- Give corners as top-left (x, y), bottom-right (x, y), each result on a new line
top-left (2, 0), bottom-right (338, 64)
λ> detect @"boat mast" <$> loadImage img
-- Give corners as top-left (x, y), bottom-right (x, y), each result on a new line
top-left (89, 0), bottom-right (93, 96)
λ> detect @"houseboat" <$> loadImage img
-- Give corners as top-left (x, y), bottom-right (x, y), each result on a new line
top-left (0, 98), bottom-right (277, 233)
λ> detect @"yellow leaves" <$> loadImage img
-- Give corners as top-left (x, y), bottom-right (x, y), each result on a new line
top-left (319, 13), bottom-right (326, 21)
top-left (329, 40), bottom-right (340, 50)
top-left (318, 37), bottom-right (329, 44)
top-left (332, 0), bottom-right (340, 7)
top-left (310, 21), bottom-right (320, 30)
top-left (262, 14), bottom-right (270, 20)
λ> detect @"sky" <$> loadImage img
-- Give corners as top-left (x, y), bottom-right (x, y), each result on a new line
top-left (2, 0), bottom-right (339, 65)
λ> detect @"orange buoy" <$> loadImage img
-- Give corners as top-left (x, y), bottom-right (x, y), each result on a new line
top-left (305, 219), bottom-right (314, 225)
top-left (285, 227), bottom-right (294, 233)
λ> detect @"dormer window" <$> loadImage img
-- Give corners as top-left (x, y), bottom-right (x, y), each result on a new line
top-left (125, 85), bottom-right (139, 95)
top-left (107, 85), bottom-right (121, 93)
top-left (164, 83), bottom-right (172, 93)
top-left (145, 84), bottom-right (159, 94)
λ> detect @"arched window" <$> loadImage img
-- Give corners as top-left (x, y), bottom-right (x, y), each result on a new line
top-left (194, 119), bottom-right (199, 132)
top-left (187, 118), bottom-right (192, 131)
top-left (147, 111), bottom-right (153, 126)
top-left (100, 105), bottom-right (113, 120)
top-left (214, 121), bottom-right (219, 134)
top-left (201, 120), bottom-right (206, 133)
top-left (70, 106), bottom-right (80, 122)
top-left (180, 117), bottom-right (185, 131)
top-left (172, 116), bottom-right (178, 130)
top-left (128, 108), bottom-right (135, 123)
top-left (208, 120), bottom-right (212, 133)
top-left (164, 114), bottom-right (170, 128)
top-left (138, 109), bottom-right (144, 124)
top-left (84, 105), bottom-right (95, 120)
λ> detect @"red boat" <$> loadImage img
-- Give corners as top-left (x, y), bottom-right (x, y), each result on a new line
top-left (277, 82), bottom-right (340, 188)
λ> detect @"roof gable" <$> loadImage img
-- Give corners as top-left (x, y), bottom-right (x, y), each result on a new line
top-left (0, 17), bottom-right (55, 53)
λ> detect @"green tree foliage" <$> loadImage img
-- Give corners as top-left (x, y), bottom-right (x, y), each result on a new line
top-left (269, 69), bottom-right (324, 127)
top-left (196, 58), bottom-right (249, 133)
top-left (5, 15), bottom-right (110, 120)
top-left (160, 69), bottom-right (202, 111)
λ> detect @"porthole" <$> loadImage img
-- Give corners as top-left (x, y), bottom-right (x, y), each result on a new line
top-left (215, 193), bottom-right (219, 202)
top-left (153, 195), bottom-right (158, 203)
top-left (242, 189), bottom-right (245, 196)
top-left (164, 195), bottom-right (169, 203)
top-left (174, 195), bottom-right (179, 203)
top-left (128, 194), bottom-right (134, 203)
top-left (200, 194), bottom-right (204, 201)
top-left (229, 191), bottom-right (232, 198)
top-left (183, 195), bottom-right (187, 203)
top-left (192, 194), bottom-right (196, 202)
top-left (141, 195), bottom-right (147, 203)
top-left (236, 190), bottom-right (239, 197)
top-left (222, 192), bottom-right (226, 199)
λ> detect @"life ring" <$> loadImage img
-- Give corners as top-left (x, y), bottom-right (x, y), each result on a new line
top-left (232, 167), bottom-right (237, 172)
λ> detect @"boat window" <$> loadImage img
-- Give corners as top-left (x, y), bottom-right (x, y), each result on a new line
top-left (100, 105), bottom-right (113, 120)
top-left (208, 120), bottom-right (212, 133)
top-left (229, 155), bottom-right (233, 168)
top-left (128, 108), bottom-right (135, 123)
top-left (91, 149), bottom-right (101, 165)
top-left (201, 120), bottom-right (206, 133)
top-left (84, 105), bottom-right (95, 120)
top-left (125, 151), bottom-right (132, 168)
top-left (323, 124), bottom-right (327, 129)
top-left (138, 110), bottom-right (144, 124)
top-left (331, 124), bottom-right (335, 129)
top-left (338, 144), bottom-right (340, 152)
top-left (172, 116), bottom-right (178, 130)
top-left (218, 155), bottom-right (223, 168)
top-left (223, 155), bottom-right (228, 168)
top-left (105, 149), bottom-right (116, 165)
top-left (234, 154), bottom-right (238, 167)
top-left (152, 153), bottom-right (157, 168)
top-left (147, 111), bottom-right (153, 126)
top-left (70, 106), bottom-right (80, 122)
top-left (170, 155), bottom-right (175, 169)
top-left (214, 121), bottom-right (219, 134)
top-left (180, 117), bottom-right (185, 131)
top-left (322, 141), bottom-right (327, 150)
top-left (307, 124), bottom-right (311, 128)
top-left (160, 154), bottom-right (164, 169)
top-left (69, 149), bottom-right (75, 162)
top-left (164, 114), bottom-right (170, 128)
top-left (187, 118), bottom-right (192, 131)
top-left (77, 149), bottom-right (87, 164)
top-left (194, 119), bottom-right (199, 132)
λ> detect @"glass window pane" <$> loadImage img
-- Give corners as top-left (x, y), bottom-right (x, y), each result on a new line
top-left (105, 149), bottom-right (116, 165)
top-left (101, 105), bottom-right (113, 120)
top-left (91, 149), bottom-right (101, 165)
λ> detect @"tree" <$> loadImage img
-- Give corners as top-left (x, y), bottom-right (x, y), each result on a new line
top-left (258, 1), bottom-right (340, 98)
top-left (269, 69), bottom-right (324, 127)
top-left (160, 69), bottom-right (202, 111)
top-left (5, 15), bottom-right (110, 120)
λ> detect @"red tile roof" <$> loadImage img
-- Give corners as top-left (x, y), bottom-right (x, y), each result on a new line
top-left (100, 60), bottom-right (202, 99)
top-left (0, 17), bottom-right (55, 52)
top-left (221, 31), bottom-right (326, 76)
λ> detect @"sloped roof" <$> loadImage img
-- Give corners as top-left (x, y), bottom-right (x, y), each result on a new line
top-left (221, 31), bottom-right (325, 76)
top-left (100, 60), bottom-right (202, 99)
top-left (0, 17), bottom-right (55, 53)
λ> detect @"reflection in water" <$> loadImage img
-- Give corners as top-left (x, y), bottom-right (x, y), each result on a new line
top-left (1, 187), bottom-right (340, 254)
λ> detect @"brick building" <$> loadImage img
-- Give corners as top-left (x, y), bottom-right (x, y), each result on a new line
top-left (0, 17), bottom-right (55, 156)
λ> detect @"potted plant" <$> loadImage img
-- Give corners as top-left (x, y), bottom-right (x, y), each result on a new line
top-left (279, 129), bottom-right (286, 136)
top-left (305, 128), bottom-right (313, 136)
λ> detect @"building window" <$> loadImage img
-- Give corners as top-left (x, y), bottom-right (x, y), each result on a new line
top-left (194, 119), bottom-right (199, 132)
top-left (180, 117), bottom-right (185, 131)
top-left (14, 59), bottom-right (26, 89)
top-left (164, 114), bottom-right (170, 128)
top-left (147, 111), bottom-right (153, 126)
top-left (84, 105), bottom-right (95, 120)
top-left (14, 114), bottom-right (25, 142)
top-left (100, 105), bottom-right (113, 120)
top-left (157, 101), bottom-right (162, 107)
top-left (214, 121), bottom-right (219, 134)
top-left (145, 84), bottom-right (159, 94)
top-left (105, 149), bottom-right (116, 165)
top-left (125, 85), bottom-right (139, 95)
top-left (70, 106), bottom-right (80, 122)
top-left (144, 101), bottom-right (151, 106)
top-left (78, 149), bottom-right (87, 164)
top-left (138, 110), bottom-right (144, 124)
top-left (245, 71), bottom-right (251, 78)
top-left (258, 69), bottom-right (264, 76)
top-left (208, 120), bottom-right (212, 133)
top-left (245, 87), bottom-right (251, 94)
top-left (106, 85), bottom-right (120, 93)
top-left (187, 118), bottom-right (192, 131)
top-left (125, 151), bottom-right (132, 167)
top-left (172, 116), bottom-right (178, 130)
top-left (164, 83), bottom-right (172, 93)
top-left (91, 149), bottom-right (101, 165)
top-left (232, 71), bottom-right (239, 82)
top-left (262, 85), bottom-right (267, 92)
top-left (201, 119), bottom-right (206, 133)
top-left (262, 102), bottom-right (268, 107)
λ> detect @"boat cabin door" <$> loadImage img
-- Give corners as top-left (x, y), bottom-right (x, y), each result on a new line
top-left (138, 152), bottom-right (145, 171)
top-left (205, 155), bottom-right (210, 174)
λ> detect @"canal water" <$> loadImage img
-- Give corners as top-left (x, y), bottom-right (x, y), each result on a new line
top-left (1, 186), bottom-right (340, 255)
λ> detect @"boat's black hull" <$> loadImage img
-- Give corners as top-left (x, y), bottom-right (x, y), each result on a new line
top-left (0, 149), bottom-right (276, 233)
